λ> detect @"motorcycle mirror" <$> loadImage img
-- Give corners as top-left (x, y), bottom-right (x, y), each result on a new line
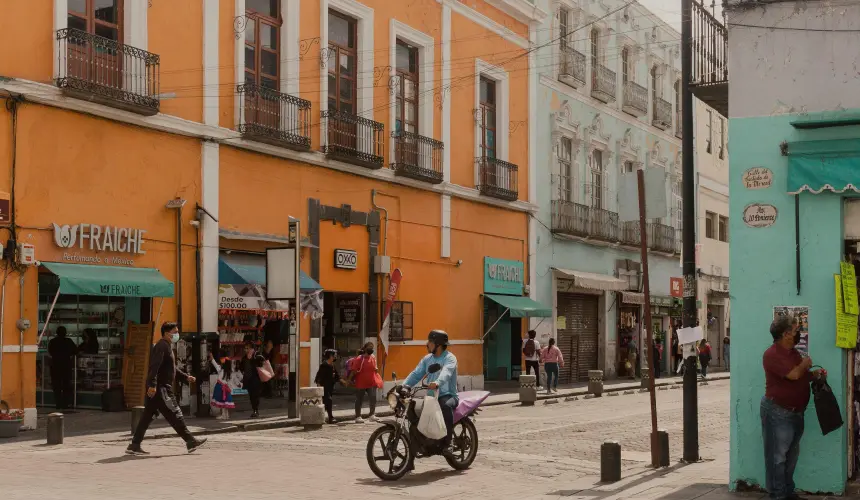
top-left (391, 372), bottom-right (397, 380)
top-left (428, 363), bottom-right (442, 374)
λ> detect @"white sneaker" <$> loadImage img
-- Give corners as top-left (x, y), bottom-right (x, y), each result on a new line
top-left (369, 415), bottom-right (380, 422)
top-left (354, 417), bottom-right (364, 424)
top-left (536, 386), bottom-right (544, 391)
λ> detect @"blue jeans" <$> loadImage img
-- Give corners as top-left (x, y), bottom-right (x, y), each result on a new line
top-left (545, 363), bottom-right (559, 389)
top-left (761, 397), bottom-right (805, 500)
top-left (437, 394), bottom-right (458, 446)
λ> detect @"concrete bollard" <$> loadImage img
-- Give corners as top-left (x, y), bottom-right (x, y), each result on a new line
top-left (46, 413), bottom-right (64, 445)
top-left (641, 365), bottom-right (651, 388)
top-left (519, 374), bottom-right (536, 406)
top-left (588, 370), bottom-right (604, 397)
top-left (657, 429), bottom-right (670, 467)
top-left (601, 440), bottom-right (622, 482)
top-left (299, 387), bottom-right (326, 430)
top-left (131, 406), bottom-right (145, 434)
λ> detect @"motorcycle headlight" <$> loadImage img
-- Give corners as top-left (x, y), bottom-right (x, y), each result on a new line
top-left (387, 392), bottom-right (398, 409)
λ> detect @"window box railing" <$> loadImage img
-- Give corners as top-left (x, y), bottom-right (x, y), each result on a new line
top-left (591, 64), bottom-right (616, 103)
top-left (559, 47), bottom-right (586, 88)
top-left (391, 131), bottom-right (444, 184)
top-left (551, 201), bottom-right (619, 242)
top-left (652, 97), bottom-right (673, 130)
top-left (476, 157), bottom-right (518, 201)
top-left (237, 83), bottom-right (311, 151)
top-left (647, 222), bottom-right (676, 253)
top-left (322, 110), bottom-right (385, 169)
top-left (622, 81), bottom-right (648, 117)
top-left (621, 221), bottom-right (641, 246)
top-left (55, 28), bottom-right (160, 115)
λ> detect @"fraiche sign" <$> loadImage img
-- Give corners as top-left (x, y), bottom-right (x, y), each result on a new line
top-left (53, 223), bottom-right (147, 255)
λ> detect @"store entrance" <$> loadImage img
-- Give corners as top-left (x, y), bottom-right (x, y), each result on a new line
top-left (321, 291), bottom-right (368, 380)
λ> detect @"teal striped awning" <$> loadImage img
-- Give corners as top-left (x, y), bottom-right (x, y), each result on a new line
top-left (786, 139), bottom-right (860, 194)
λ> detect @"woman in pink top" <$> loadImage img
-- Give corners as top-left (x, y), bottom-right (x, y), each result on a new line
top-left (540, 338), bottom-right (564, 394)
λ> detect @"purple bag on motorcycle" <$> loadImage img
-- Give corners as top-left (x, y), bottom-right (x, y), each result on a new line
top-left (453, 391), bottom-right (491, 423)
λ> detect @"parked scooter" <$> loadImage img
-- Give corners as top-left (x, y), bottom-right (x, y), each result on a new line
top-left (365, 363), bottom-right (490, 480)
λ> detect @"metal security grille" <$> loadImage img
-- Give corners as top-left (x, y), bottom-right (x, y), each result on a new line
top-left (556, 293), bottom-right (600, 383)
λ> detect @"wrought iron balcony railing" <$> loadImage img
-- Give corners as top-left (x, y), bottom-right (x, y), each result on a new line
top-left (237, 83), bottom-right (311, 150)
top-left (690, 0), bottom-right (728, 117)
top-left (622, 81), bottom-right (648, 117)
top-left (56, 28), bottom-right (160, 115)
top-left (652, 97), bottom-right (673, 130)
top-left (647, 222), bottom-right (676, 253)
top-left (621, 221), bottom-right (641, 246)
top-left (551, 200), bottom-right (619, 242)
top-left (391, 131), bottom-right (444, 184)
top-left (477, 157), bottom-right (518, 201)
top-left (559, 47), bottom-right (586, 88)
top-left (591, 63), bottom-right (616, 103)
top-left (322, 110), bottom-right (385, 169)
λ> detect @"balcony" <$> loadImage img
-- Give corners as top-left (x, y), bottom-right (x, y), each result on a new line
top-left (322, 110), bottom-right (385, 169)
top-left (551, 200), bottom-right (619, 242)
top-left (690, 0), bottom-right (728, 117)
top-left (237, 83), bottom-right (311, 151)
top-left (559, 47), bottom-right (586, 88)
top-left (647, 222), bottom-right (676, 253)
top-left (652, 97), bottom-right (673, 130)
top-left (55, 28), bottom-right (160, 115)
top-left (476, 157), bottom-right (518, 201)
top-left (621, 221), bottom-right (641, 247)
top-left (591, 64), bottom-right (617, 103)
top-left (391, 131), bottom-right (444, 184)
top-left (622, 81), bottom-right (648, 117)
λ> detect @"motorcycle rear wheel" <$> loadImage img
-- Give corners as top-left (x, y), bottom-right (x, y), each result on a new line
top-left (445, 418), bottom-right (478, 470)
top-left (366, 425), bottom-right (412, 481)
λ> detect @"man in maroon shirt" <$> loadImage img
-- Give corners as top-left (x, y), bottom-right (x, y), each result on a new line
top-left (761, 315), bottom-right (823, 500)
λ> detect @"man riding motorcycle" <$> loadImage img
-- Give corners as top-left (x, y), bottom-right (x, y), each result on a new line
top-left (403, 330), bottom-right (458, 455)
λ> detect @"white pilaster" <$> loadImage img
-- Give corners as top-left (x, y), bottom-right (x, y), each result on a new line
top-left (528, 24), bottom-right (538, 311)
top-left (201, 142), bottom-right (220, 332)
top-left (441, 3), bottom-right (452, 183)
top-left (203, 0), bottom-right (219, 127)
top-left (441, 194), bottom-right (451, 258)
top-left (234, 0), bottom-right (246, 129)
top-left (53, 0), bottom-right (68, 80)
top-left (283, 0), bottom-right (301, 96)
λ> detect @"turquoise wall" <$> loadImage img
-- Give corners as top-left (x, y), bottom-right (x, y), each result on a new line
top-left (729, 113), bottom-right (860, 494)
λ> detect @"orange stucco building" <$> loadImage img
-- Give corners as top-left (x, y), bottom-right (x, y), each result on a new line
top-left (0, 0), bottom-right (547, 428)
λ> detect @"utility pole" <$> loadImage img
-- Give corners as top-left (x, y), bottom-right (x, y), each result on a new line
top-left (681, 0), bottom-right (699, 463)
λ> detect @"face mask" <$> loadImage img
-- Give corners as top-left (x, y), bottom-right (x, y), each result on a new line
top-left (366, 349), bottom-right (374, 355)
top-left (171, 333), bottom-right (180, 343)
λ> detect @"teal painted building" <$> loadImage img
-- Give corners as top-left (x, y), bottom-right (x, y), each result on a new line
top-left (726, 0), bottom-right (860, 494)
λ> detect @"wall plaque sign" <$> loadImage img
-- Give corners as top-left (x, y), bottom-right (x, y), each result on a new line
top-left (742, 167), bottom-right (773, 190)
top-left (743, 204), bottom-right (778, 228)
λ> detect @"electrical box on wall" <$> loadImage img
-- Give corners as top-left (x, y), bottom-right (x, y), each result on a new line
top-left (17, 243), bottom-right (35, 265)
top-left (373, 255), bottom-right (391, 274)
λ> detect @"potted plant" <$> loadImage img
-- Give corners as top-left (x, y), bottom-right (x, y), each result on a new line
top-left (0, 402), bottom-right (24, 438)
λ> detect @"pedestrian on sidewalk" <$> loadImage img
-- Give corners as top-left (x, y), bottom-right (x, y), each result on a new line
top-left (652, 339), bottom-right (662, 379)
top-left (126, 322), bottom-right (207, 456)
top-left (209, 352), bottom-right (235, 420)
top-left (240, 342), bottom-right (266, 419)
top-left (761, 315), bottom-right (823, 500)
top-left (698, 339), bottom-right (712, 378)
top-left (315, 349), bottom-right (345, 424)
top-left (523, 330), bottom-right (542, 389)
top-left (353, 342), bottom-right (382, 423)
top-left (48, 326), bottom-right (77, 410)
top-left (540, 338), bottom-right (564, 394)
top-left (723, 335), bottom-right (731, 371)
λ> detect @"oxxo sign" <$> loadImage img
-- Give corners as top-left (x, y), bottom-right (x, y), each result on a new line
top-left (484, 257), bottom-right (524, 295)
top-left (334, 249), bottom-right (358, 270)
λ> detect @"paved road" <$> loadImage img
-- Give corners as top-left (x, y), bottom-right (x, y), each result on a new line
top-left (0, 380), bottom-right (733, 499)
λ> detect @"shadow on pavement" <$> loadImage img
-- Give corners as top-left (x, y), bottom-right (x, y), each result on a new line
top-left (547, 462), bottom-right (691, 498)
top-left (96, 453), bottom-right (193, 465)
top-left (356, 468), bottom-right (463, 488)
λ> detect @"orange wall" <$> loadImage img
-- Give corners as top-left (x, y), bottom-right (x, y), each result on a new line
top-left (0, 0), bottom-right (53, 83)
top-left (150, 0), bottom-right (205, 122)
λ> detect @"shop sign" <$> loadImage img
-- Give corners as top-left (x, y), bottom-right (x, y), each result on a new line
top-left (651, 296), bottom-right (673, 307)
top-left (742, 204), bottom-right (777, 228)
top-left (484, 257), bottom-right (524, 295)
top-left (53, 223), bottom-right (147, 254)
top-left (337, 295), bottom-right (362, 334)
top-left (670, 277), bottom-right (683, 298)
top-left (217, 284), bottom-right (289, 311)
top-left (742, 167), bottom-right (773, 190)
top-left (334, 249), bottom-right (358, 270)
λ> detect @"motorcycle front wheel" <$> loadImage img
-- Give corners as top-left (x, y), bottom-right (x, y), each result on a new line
top-left (445, 418), bottom-right (478, 470)
top-left (366, 425), bottom-right (412, 481)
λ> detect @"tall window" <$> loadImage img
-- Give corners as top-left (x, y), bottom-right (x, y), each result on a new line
top-left (559, 8), bottom-right (571, 51)
top-left (394, 41), bottom-right (419, 135)
top-left (389, 301), bottom-right (414, 341)
top-left (244, 0), bottom-right (281, 89)
top-left (590, 149), bottom-right (604, 209)
top-left (479, 77), bottom-right (497, 159)
top-left (68, 0), bottom-right (122, 40)
top-left (718, 117), bottom-right (725, 159)
top-left (559, 138), bottom-right (574, 202)
top-left (705, 211), bottom-right (716, 239)
top-left (706, 109), bottom-right (713, 154)
top-left (650, 65), bottom-right (662, 102)
top-left (590, 28), bottom-right (599, 66)
top-left (718, 215), bottom-right (729, 242)
top-left (623, 160), bottom-right (634, 174)
top-left (621, 47), bottom-right (630, 83)
top-left (328, 11), bottom-right (358, 115)
top-left (672, 179), bottom-right (682, 231)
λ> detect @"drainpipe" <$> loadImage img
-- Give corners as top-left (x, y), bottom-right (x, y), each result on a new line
top-left (370, 190), bottom-right (389, 256)
top-left (0, 272), bottom-right (8, 403)
top-left (18, 273), bottom-right (24, 409)
top-left (176, 206), bottom-right (183, 330)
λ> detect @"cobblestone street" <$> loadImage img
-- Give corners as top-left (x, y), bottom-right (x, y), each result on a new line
top-left (0, 379), bottom-right (747, 499)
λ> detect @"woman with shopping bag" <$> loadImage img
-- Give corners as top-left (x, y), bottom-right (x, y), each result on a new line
top-left (353, 342), bottom-right (383, 423)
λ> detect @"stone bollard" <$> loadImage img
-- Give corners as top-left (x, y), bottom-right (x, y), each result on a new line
top-left (588, 370), bottom-right (604, 397)
top-left (600, 440), bottom-right (622, 482)
top-left (299, 387), bottom-right (326, 430)
top-left (46, 413), bottom-right (64, 445)
top-left (657, 429), bottom-right (670, 467)
top-left (641, 365), bottom-right (651, 388)
top-left (130, 406), bottom-right (145, 434)
top-left (519, 374), bottom-right (537, 406)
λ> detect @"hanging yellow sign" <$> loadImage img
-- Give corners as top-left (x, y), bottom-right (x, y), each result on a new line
top-left (840, 262), bottom-right (859, 315)
top-left (835, 274), bottom-right (858, 349)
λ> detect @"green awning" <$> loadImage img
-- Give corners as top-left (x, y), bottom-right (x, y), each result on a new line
top-left (42, 262), bottom-right (175, 297)
top-left (786, 139), bottom-right (860, 194)
top-left (485, 294), bottom-right (552, 318)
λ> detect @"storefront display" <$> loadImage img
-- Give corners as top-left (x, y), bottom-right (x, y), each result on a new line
top-left (618, 305), bottom-right (641, 377)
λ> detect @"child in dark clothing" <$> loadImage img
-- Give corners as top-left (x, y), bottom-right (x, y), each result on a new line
top-left (315, 349), bottom-right (344, 424)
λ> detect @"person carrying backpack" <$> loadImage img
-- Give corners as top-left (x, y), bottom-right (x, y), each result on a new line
top-left (522, 330), bottom-right (542, 389)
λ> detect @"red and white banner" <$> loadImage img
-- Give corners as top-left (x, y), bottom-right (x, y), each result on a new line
top-left (379, 268), bottom-right (403, 354)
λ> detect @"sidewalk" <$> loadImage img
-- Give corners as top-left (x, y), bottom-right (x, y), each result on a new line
top-left (3, 371), bottom-right (729, 444)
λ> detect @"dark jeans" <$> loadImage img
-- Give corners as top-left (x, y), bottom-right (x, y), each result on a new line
top-left (323, 385), bottom-right (334, 419)
top-left (545, 363), bottom-right (559, 389)
top-left (761, 397), bottom-right (805, 500)
top-left (525, 360), bottom-right (541, 386)
top-left (248, 384), bottom-right (261, 413)
top-left (437, 394), bottom-right (458, 447)
top-left (50, 367), bottom-right (74, 409)
top-left (355, 387), bottom-right (377, 418)
top-left (132, 386), bottom-right (193, 445)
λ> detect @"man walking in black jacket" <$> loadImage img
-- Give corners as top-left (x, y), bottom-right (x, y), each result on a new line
top-left (126, 322), bottom-right (207, 455)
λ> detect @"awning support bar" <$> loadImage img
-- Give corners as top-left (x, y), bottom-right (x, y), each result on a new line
top-left (37, 288), bottom-right (62, 346)
top-left (154, 297), bottom-right (165, 329)
top-left (482, 307), bottom-right (510, 340)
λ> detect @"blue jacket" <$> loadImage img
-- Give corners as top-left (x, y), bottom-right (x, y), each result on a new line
top-left (404, 350), bottom-right (458, 401)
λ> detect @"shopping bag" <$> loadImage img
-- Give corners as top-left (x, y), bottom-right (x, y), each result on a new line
top-left (811, 374), bottom-right (843, 436)
top-left (416, 394), bottom-right (447, 440)
top-left (257, 360), bottom-right (275, 382)
top-left (373, 371), bottom-right (384, 389)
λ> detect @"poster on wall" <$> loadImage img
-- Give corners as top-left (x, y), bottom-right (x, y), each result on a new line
top-left (773, 306), bottom-right (810, 356)
top-left (834, 274), bottom-right (859, 349)
top-left (840, 261), bottom-right (859, 315)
